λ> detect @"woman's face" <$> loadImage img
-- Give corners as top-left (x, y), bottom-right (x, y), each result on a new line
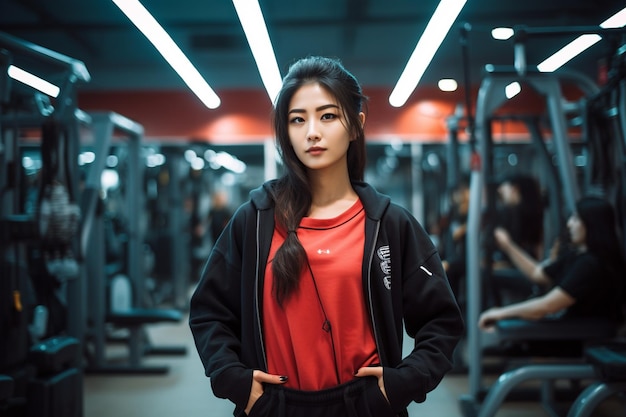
top-left (287, 82), bottom-right (363, 174)
top-left (497, 181), bottom-right (520, 205)
top-left (452, 185), bottom-right (470, 213)
top-left (567, 213), bottom-right (587, 246)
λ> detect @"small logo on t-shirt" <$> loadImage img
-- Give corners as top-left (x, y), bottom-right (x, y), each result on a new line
top-left (377, 245), bottom-right (391, 290)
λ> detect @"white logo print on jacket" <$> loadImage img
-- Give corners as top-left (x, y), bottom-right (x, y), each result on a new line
top-left (377, 245), bottom-right (391, 290)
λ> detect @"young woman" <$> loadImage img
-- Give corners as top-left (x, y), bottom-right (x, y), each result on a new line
top-left (189, 56), bottom-right (463, 417)
top-left (479, 196), bottom-right (625, 331)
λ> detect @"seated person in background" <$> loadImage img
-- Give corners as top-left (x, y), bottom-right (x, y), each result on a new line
top-left (488, 174), bottom-right (546, 304)
top-left (493, 174), bottom-right (545, 266)
top-left (444, 174), bottom-right (544, 307)
top-left (479, 196), bottom-right (625, 345)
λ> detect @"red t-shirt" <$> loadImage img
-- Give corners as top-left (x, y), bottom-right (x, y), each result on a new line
top-left (263, 199), bottom-right (380, 390)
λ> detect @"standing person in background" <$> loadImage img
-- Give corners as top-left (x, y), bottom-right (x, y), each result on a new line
top-left (479, 196), bottom-right (625, 355)
top-left (441, 175), bottom-right (470, 303)
top-left (207, 190), bottom-right (233, 244)
top-left (189, 56), bottom-right (463, 417)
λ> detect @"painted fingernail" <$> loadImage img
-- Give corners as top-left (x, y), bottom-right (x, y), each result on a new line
top-left (279, 376), bottom-right (288, 382)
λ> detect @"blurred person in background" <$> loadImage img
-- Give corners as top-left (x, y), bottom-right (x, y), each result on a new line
top-left (207, 190), bottom-right (233, 244)
top-left (479, 196), bottom-right (625, 354)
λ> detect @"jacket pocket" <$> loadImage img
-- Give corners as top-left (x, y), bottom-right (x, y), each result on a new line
top-left (245, 392), bottom-right (271, 417)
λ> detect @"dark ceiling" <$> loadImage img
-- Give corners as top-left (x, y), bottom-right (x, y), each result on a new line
top-left (1, 0), bottom-right (624, 97)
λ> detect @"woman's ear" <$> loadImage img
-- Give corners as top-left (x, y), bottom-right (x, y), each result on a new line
top-left (351, 112), bottom-right (366, 142)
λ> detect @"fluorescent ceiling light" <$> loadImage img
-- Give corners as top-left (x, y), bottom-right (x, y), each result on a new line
top-left (232, 0), bottom-right (282, 104)
top-left (204, 149), bottom-right (246, 173)
top-left (438, 78), bottom-right (458, 91)
top-left (491, 27), bottom-right (514, 41)
top-left (602, 7), bottom-right (626, 28)
top-left (7, 65), bottom-right (60, 97)
top-left (537, 7), bottom-right (626, 73)
top-left (505, 81), bottom-right (521, 99)
top-left (112, 0), bottom-right (220, 109)
top-left (389, 0), bottom-right (467, 107)
top-left (537, 35), bottom-right (602, 72)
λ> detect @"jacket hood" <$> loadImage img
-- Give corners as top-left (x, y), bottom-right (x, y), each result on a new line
top-left (248, 179), bottom-right (391, 220)
top-left (248, 181), bottom-right (275, 211)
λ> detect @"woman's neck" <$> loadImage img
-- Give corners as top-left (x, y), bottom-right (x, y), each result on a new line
top-left (307, 171), bottom-right (357, 219)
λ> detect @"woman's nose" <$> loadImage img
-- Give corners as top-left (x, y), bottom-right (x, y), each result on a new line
top-left (306, 121), bottom-right (321, 141)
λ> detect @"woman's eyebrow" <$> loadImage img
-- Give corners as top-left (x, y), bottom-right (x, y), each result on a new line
top-left (288, 104), bottom-right (340, 114)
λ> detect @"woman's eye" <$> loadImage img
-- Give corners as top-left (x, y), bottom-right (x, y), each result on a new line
top-left (290, 116), bottom-right (304, 124)
top-left (321, 113), bottom-right (337, 120)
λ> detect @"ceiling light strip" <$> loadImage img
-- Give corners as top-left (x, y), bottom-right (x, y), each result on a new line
top-left (389, 0), bottom-right (467, 108)
top-left (7, 65), bottom-right (60, 97)
top-left (232, 0), bottom-right (282, 104)
top-left (537, 35), bottom-right (602, 72)
top-left (112, 0), bottom-right (221, 109)
top-left (538, 7), bottom-right (626, 73)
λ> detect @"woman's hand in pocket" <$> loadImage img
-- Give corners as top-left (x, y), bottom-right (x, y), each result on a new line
top-left (354, 366), bottom-right (388, 403)
top-left (244, 370), bottom-right (288, 415)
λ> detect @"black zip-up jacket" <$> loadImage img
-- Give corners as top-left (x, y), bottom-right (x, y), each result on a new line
top-left (189, 180), bottom-right (464, 416)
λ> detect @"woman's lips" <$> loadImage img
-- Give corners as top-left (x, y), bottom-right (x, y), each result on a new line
top-left (306, 147), bottom-right (326, 155)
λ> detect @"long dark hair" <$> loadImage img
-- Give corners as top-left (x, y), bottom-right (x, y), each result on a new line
top-left (576, 196), bottom-right (625, 273)
top-left (509, 174), bottom-right (544, 251)
top-left (269, 56), bottom-right (367, 304)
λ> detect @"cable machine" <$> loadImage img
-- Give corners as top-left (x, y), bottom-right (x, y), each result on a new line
top-left (0, 31), bottom-right (89, 417)
top-left (458, 66), bottom-right (603, 417)
top-left (459, 24), bottom-right (626, 417)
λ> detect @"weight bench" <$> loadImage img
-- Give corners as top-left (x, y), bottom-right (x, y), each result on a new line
top-left (85, 270), bottom-right (187, 375)
top-left (476, 317), bottom-right (618, 417)
top-left (97, 307), bottom-right (186, 374)
top-left (566, 340), bottom-right (626, 417)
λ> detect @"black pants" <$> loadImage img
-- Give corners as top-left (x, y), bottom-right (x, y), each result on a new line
top-left (244, 377), bottom-right (398, 417)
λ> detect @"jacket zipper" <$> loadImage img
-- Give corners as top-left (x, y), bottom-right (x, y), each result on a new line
top-left (254, 210), bottom-right (268, 370)
top-left (367, 220), bottom-right (384, 365)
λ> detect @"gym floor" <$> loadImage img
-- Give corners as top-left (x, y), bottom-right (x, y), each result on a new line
top-left (83, 310), bottom-right (625, 417)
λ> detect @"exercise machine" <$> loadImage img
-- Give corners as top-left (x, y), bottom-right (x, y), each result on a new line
top-left (82, 112), bottom-right (186, 375)
top-left (0, 31), bottom-right (89, 417)
top-left (460, 24), bottom-right (626, 417)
